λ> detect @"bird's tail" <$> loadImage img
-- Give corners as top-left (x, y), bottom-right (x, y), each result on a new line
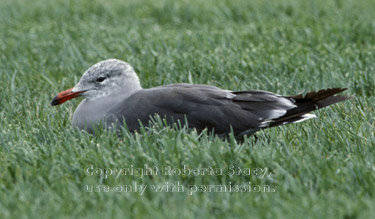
top-left (267, 88), bottom-right (352, 128)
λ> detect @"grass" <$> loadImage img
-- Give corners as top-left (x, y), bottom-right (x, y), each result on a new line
top-left (0, 0), bottom-right (374, 218)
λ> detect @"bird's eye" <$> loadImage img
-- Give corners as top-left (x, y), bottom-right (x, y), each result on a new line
top-left (96, 77), bottom-right (106, 82)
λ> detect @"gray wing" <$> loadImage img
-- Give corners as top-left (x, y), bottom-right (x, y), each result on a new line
top-left (107, 83), bottom-right (296, 137)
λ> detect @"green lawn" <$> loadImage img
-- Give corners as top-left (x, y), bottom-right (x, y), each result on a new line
top-left (1, 0), bottom-right (374, 218)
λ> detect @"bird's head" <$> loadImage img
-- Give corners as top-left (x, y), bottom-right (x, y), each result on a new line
top-left (51, 59), bottom-right (142, 106)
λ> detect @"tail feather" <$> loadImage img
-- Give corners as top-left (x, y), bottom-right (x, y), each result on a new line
top-left (268, 88), bottom-right (352, 128)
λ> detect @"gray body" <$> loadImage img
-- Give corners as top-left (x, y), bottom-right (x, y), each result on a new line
top-left (73, 83), bottom-right (296, 136)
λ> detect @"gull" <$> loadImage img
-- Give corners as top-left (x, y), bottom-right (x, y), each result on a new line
top-left (51, 59), bottom-right (351, 138)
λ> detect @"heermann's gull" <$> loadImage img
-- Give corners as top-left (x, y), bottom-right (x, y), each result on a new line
top-left (51, 59), bottom-right (351, 138)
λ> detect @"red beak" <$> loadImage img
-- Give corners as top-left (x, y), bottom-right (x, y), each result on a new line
top-left (51, 88), bottom-right (85, 106)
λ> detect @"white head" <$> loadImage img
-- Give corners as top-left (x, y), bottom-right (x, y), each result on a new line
top-left (51, 59), bottom-right (142, 105)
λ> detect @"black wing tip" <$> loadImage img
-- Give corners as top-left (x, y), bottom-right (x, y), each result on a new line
top-left (322, 87), bottom-right (348, 95)
top-left (290, 87), bottom-right (352, 100)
